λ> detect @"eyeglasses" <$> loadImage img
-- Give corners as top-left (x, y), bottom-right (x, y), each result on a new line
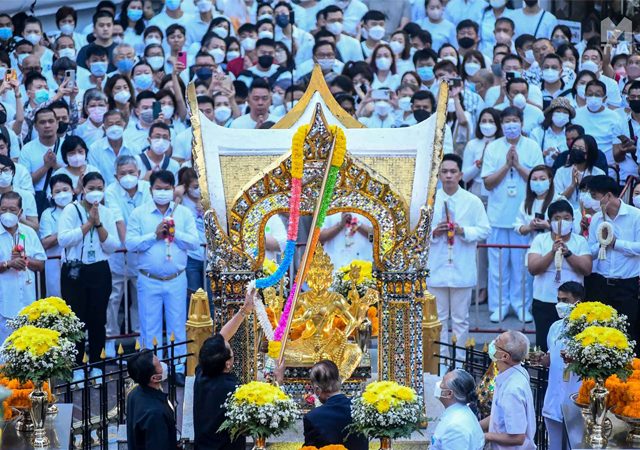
top-left (0, 167), bottom-right (13, 175)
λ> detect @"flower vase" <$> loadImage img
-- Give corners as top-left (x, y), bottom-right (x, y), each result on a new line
top-left (253, 436), bottom-right (267, 450)
top-left (589, 378), bottom-right (608, 449)
top-left (379, 437), bottom-right (392, 449)
top-left (28, 381), bottom-right (49, 448)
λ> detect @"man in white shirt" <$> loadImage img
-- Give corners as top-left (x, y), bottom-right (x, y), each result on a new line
top-left (104, 155), bottom-right (151, 357)
top-left (511, 0), bottom-right (557, 39)
top-left (482, 107), bottom-right (544, 322)
top-left (484, 55), bottom-right (543, 109)
top-left (274, 2), bottom-right (314, 66)
top-left (579, 47), bottom-right (622, 107)
top-left (428, 154), bottom-right (490, 354)
top-left (135, 123), bottom-right (180, 180)
top-left (186, 0), bottom-right (222, 46)
top-left (321, 5), bottom-right (363, 63)
top-left (89, 110), bottom-right (136, 186)
top-left (360, 10), bottom-right (387, 59)
top-left (18, 108), bottom-right (64, 215)
top-left (319, 212), bottom-right (373, 269)
top-left (148, 0), bottom-right (193, 31)
top-left (480, 330), bottom-right (537, 450)
top-left (494, 78), bottom-right (544, 136)
top-left (122, 91), bottom-right (156, 153)
top-left (337, 0), bottom-right (368, 37)
top-left (444, 0), bottom-right (487, 26)
top-left (0, 191), bottom-right (45, 344)
top-left (126, 170), bottom-right (199, 385)
top-left (586, 175), bottom-right (640, 352)
top-left (230, 79), bottom-right (279, 129)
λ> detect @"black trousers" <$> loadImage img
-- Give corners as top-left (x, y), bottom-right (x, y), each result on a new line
top-left (61, 260), bottom-right (112, 364)
top-left (585, 273), bottom-right (640, 354)
top-left (532, 299), bottom-right (558, 352)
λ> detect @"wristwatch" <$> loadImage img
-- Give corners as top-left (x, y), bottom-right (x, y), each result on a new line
top-left (564, 250), bottom-right (573, 258)
top-left (94, 223), bottom-right (103, 229)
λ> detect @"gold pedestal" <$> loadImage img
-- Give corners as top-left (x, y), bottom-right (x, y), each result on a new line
top-left (422, 290), bottom-right (441, 374)
top-left (186, 289), bottom-right (214, 376)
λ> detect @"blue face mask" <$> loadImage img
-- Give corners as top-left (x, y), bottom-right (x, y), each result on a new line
top-left (166, 0), bottom-right (181, 10)
top-left (116, 58), bottom-right (135, 73)
top-left (127, 8), bottom-right (143, 21)
top-left (275, 13), bottom-right (290, 28)
top-left (0, 27), bottom-right (12, 40)
top-left (417, 66), bottom-right (434, 81)
top-left (90, 61), bottom-right (108, 77)
top-left (17, 53), bottom-right (29, 65)
top-left (134, 73), bottom-right (154, 90)
top-left (195, 67), bottom-right (213, 81)
top-left (34, 88), bottom-right (50, 105)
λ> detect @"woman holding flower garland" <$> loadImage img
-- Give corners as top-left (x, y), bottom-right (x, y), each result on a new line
top-left (193, 288), bottom-right (256, 450)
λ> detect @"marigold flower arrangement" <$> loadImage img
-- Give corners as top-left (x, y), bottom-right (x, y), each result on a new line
top-left (0, 376), bottom-right (53, 420)
top-left (332, 260), bottom-right (377, 297)
top-left (563, 301), bottom-right (628, 339)
top-left (0, 325), bottom-right (77, 384)
top-left (219, 381), bottom-right (300, 441)
top-left (8, 297), bottom-right (84, 342)
top-left (565, 325), bottom-right (634, 381)
top-left (348, 381), bottom-right (423, 439)
top-left (577, 359), bottom-right (640, 418)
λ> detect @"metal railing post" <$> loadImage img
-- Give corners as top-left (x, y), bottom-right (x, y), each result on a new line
top-left (123, 250), bottom-right (130, 335)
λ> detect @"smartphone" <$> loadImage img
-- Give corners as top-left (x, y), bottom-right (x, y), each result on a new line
top-left (506, 71), bottom-right (517, 81)
top-left (447, 77), bottom-right (462, 88)
top-left (4, 68), bottom-right (15, 82)
top-left (65, 69), bottom-right (75, 89)
top-left (359, 82), bottom-right (368, 95)
top-left (152, 101), bottom-right (162, 119)
top-left (177, 51), bottom-right (186, 67)
top-left (371, 89), bottom-right (390, 100)
top-left (534, 213), bottom-right (545, 220)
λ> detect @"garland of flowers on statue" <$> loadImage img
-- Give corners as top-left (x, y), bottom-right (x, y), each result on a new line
top-left (249, 125), bottom-right (347, 359)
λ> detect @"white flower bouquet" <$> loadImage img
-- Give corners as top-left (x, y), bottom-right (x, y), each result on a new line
top-left (8, 297), bottom-right (84, 343)
top-left (218, 381), bottom-right (300, 441)
top-left (0, 325), bottom-right (77, 383)
top-left (349, 381), bottom-right (424, 439)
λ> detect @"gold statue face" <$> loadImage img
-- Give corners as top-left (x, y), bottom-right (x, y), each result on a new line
top-left (306, 246), bottom-right (334, 292)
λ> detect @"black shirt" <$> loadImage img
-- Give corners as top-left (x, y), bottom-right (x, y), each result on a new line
top-left (303, 394), bottom-right (369, 450)
top-left (126, 385), bottom-right (177, 450)
top-left (193, 366), bottom-right (246, 450)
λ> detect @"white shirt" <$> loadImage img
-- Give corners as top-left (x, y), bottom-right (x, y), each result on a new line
top-left (431, 402), bottom-right (485, 450)
top-left (371, 73), bottom-right (401, 91)
top-left (134, 153), bottom-right (181, 180)
top-left (417, 18), bottom-right (457, 51)
top-left (527, 232), bottom-right (590, 302)
top-left (481, 136), bottom-right (544, 227)
top-left (12, 188), bottom-right (37, 220)
top-left (542, 320), bottom-right (581, 422)
top-left (553, 165), bottom-right (604, 208)
top-left (18, 139), bottom-right (65, 191)
top-left (359, 113), bottom-right (396, 128)
top-left (74, 120), bottom-right (105, 147)
top-left (462, 138), bottom-right (492, 197)
top-left (105, 179), bottom-right (152, 276)
top-left (186, 12), bottom-right (223, 46)
top-left (13, 163), bottom-right (35, 195)
top-left (123, 123), bottom-right (152, 154)
top-left (0, 223), bottom-right (45, 318)
top-left (52, 164), bottom-right (101, 192)
top-left (529, 126), bottom-right (568, 166)
top-left (173, 128), bottom-right (193, 161)
top-left (494, 103), bottom-right (544, 136)
top-left (600, 74), bottom-right (623, 108)
top-left (147, 11), bottom-right (194, 30)
top-left (342, 0), bottom-right (369, 36)
top-left (321, 213), bottom-right (373, 269)
top-left (126, 201), bottom-right (199, 276)
top-left (336, 34), bottom-right (364, 63)
top-left (181, 195), bottom-right (206, 261)
top-left (588, 201), bottom-right (640, 279)
top-left (58, 201), bottom-right (119, 264)
top-left (427, 188), bottom-right (490, 287)
top-left (39, 206), bottom-right (63, 258)
top-left (229, 113), bottom-right (280, 129)
top-left (489, 364), bottom-right (537, 450)
top-left (88, 137), bottom-right (138, 186)
top-left (573, 106), bottom-right (626, 160)
top-left (513, 194), bottom-right (582, 237)
top-left (275, 26), bottom-right (314, 66)
top-left (478, 7), bottom-right (516, 56)
top-left (445, 0), bottom-right (488, 25)
top-left (511, 9), bottom-right (557, 39)
top-left (485, 84), bottom-right (543, 110)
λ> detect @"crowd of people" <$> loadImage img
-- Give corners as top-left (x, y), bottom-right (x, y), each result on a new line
top-left (0, 0), bottom-right (639, 419)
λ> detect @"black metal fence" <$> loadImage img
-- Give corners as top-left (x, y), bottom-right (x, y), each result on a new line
top-left (435, 340), bottom-right (549, 450)
top-left (53, 337), bottom-right (192, 450)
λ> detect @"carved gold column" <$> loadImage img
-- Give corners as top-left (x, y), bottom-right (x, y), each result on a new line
top-left (422, 289), bottom-right (441, 374)
top-left (186, 288), bottom-right (213, 376)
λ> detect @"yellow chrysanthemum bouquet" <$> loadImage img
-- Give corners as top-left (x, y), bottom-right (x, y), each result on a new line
top-left (0, 325), bottom-right (77, 384)
top-left (562, 301), bottom-right (628, 340)
top-left (219, 381), bottom-right (300, 441)
top-left (7, 297), bottom-right (84, 343)
top-left (332, 260), bottom-right (377, 297)
top-left (349, 381), bottom-right (423, 439)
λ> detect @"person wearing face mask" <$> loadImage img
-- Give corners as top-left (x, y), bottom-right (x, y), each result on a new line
top-left (530, 97), bottom-right (574, 167)
top-left (585, 175), bottom-right (640, 353)
top-left (479, 7), bottom-right (516, 57)
top-left (393, 82), bottom-right (419, 126)
top-left (0, 134), bottom-right (32, 194)
top-left (495, 78), bottom-right (543, 137)
top-left (186, 0), bottom-right (220, 47)
top-left (538, 281), bottom-right (583, 450)
top-left (479, 330), bottom-right (536, 449)
top-left (0, 191), bottom-right (46, 345)
top-left (624, 80), bottom-right (640, 160)
top-left (75, 89), bottom-right (109, 147)
top-left (127, 170), bottom-right (199, 386)
top-left (135, 123), bottom-right (180, 181)
top-left (632, 183), bottom-right (640, 210)
top-left (22, 17), bottom-right (55, 74)
top-left (321, 6), bottom-right (364, 64)
top-left (76, 45), bottom-right (110, 92)
top-left (0, 156), bottom-right (39, 232)
top-left (40, 174), bottom-right (74, 298)
top-left (58, 171), bottom-right (119, 378)
top-left (357, 87), bottom-right (396, 128)
top-left (573, 80), bottom-right (636, 182)
top-left (126, 349), bottom-right (178, 450)
top-left (370, 43), bottom-right (400, 90)
top-left (431, 369), bottom-right (484, 450)
top-left (569, 70), bottom-right (596, 110)
top-left (89, 110), bottom-right (135, 186)
top-left (273, 2), bottom-right (314, 67)
top-left (193, 289), bottom-right (257, 450)
top-left (579, 47), bottom-right (623, 108)
top-left (539, 54), bottom-right (572, 109)
top-left (230, 79), bottom-right (279, 129)
top-left (481, 107), bottom-right (544, 323)
top-left (418, 0), bottom-right (456, 53)
top-left (510, 0), bottom-right (557, 39)
top-left (123, 91), bottom-right (158, 151)
top-left (53, 136), bottom-right (100, 196)
top-left (527, 200), bottom-right (591, 351)
top-left (103, 155), bottom-right (150, 357)
top-left (148, 0), bottom-right (193, 31)
top-left (360, 10), bottom-right (387, 60)
top-left (413, 49), bottom-right (439, 91)
top-left (554, 135), bottom-right (605, 208)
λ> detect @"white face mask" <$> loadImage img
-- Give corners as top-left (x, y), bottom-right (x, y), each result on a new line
top-left (214, 106), bottom-right (232, 123)
top-left (524, 49), bottom-right (535, 64)
top-left (271, 92), bottom-right (283, 106)
top-left (106, 125), bottom-right (125, 140)
top-left (58, 47), bottom-right (76, 61)
top-left (368, 25), bottom-right (385, 41)
top-left (374, 100), bottom-right (392, 117)
top-left (581, 60), bottom-right (599, 73)
top-left (398, 96), bottom-right (412, 112)
top-left (552, 112), bottom-right (570, 128)
top-left (147, 56), bottom-right (165, 71)
top-left (113, 90), bottom-right (132, 104)
top-left (212, 26), bottom-right (228, 39)
top-left (0, 171), bottom-right (12, 188)
top-left (119, 174), bottom-right (138, 190)
top-left (555, 302), bottom-right (574, 319)
top-left (389, 40), bottom-right (404, 55)
top-left (586, 96), bottom-right (603, 112)
top-left (551, 218), bottom-right (572, 235)
top-left (53, 191), bottom-right (73, 207)
top-left (241, 38), bottom-right (257, 52)
top-left (208, 47), bottom-right (225, 64)
top-left (150, 138), bottom-right (170, 155)
top-left (226, 50), bottom-right (240, 61)
top-left (634, 195), bottom-right (640, 208)
top-left (258, 30), bottom-right (274, 40)
top-left (145, 37), bottom-right (162, 47)
top-left (376, 56), bottom-right (392, 71)
top-left (161, 105), bottom-right (174, 119)
top-left (152, 189), bottom-right (174, 205)
top-left (0, 212), bottom-right (19, 228)
top-left (317, 58), bottom-right (335, 72)
top-left (67, 153), bottom-right (86, 168)
top-left (480, 122), bottom-right (497, 137)
top-left (576, 84), bottom-right (586, 99)
top-left (512, 93), bottom-right (527, 109)
top-left (326, 21), bottom-right (343, 36)
top-left (581, 192), bottom-right (601, 211)
top-left (464, 62), bottom-right (481, 77)
top-left (542, 68), bottom-right (561, 83)
top-left (189, 187), bottom-right (201, 198)
top-left (84, 190), bottom-right (104, 204)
